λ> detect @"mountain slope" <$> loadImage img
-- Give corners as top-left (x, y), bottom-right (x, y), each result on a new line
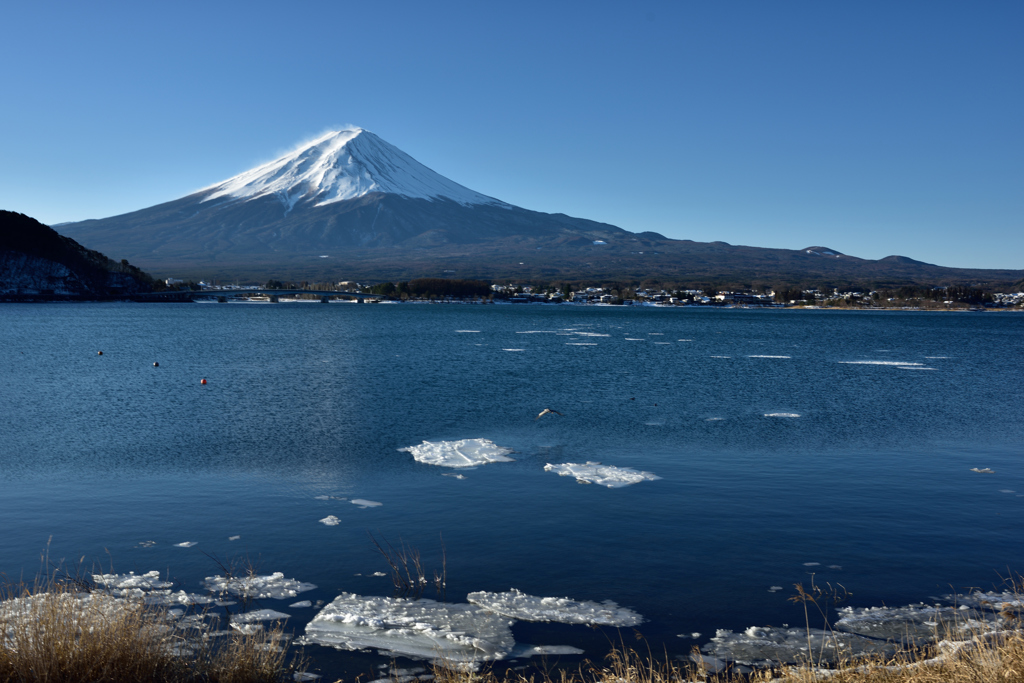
top-left (56, 129), bottom-right (1023, 287)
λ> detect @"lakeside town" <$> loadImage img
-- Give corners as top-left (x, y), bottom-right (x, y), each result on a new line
top-left (167, 277), bottom-right (1024, 310)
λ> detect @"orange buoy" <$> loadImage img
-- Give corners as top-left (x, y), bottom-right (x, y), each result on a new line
top-left (200, 378), bottom-right (207, 385)
top-left (153, 362), bottom-right (159, 367)
top-left (97, 351), bottom-right (103, 355)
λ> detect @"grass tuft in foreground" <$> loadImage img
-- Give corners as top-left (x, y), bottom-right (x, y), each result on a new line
top-left (0, 579), bottom-right (307, 683)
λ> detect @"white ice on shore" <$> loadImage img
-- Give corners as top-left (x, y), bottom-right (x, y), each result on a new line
top-left (202, 572), bottom-right (317, 600)
top-left (302, 593), bottom-right (515, 665)
top-left (467, 589), bottom-right (642, 626)
top-left (543, 462), bottom-right (661, 488)
top-left (835, 604), bottom-right (997, 644)
top-left (399, 439), bottom-right (514, 468)
top-left (703, 626), bottom-right (892, 666)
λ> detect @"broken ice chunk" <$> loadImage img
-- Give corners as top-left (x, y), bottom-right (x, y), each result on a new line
top-left (399, 439), bottom-right (514, 468)
top-left (543, 462), bottom-right (660, 488)
top-left (467, 589), bottom-right (642, 626)
top-left (303, 592), bottom-right (515, 665)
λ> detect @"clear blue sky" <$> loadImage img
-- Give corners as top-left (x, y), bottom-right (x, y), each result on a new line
top-left (1, 1), bottom-right (1020, 269)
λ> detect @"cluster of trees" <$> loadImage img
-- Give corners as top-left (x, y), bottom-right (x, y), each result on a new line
top-left (872, 285), bottom-right (993, 305)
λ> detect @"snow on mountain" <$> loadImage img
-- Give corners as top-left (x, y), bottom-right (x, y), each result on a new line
top-left (201, 128), bottom-right (506, 213)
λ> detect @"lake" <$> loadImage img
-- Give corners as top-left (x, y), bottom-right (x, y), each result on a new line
top-left (1, 302), bottom-right (1022, 677)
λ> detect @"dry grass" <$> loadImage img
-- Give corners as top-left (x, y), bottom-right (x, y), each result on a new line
top-left (0, 580), bottom-right (307, 683)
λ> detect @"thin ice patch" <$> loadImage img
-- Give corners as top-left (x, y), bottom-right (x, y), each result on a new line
top-left (302, 593), bottom-right (516, 665)
top-left (233, 609), bottom-right (291, 623)
top-left (704, 626), bottom-right (892, 666)
top-left (835, 604), bottom-right (997, 645)
top-left (468, 589), bottom-right (642, 626)
top-left (543, 462), bottom-right (660, 488)
top-left (351, 499), bottom-right (383, 508)
top-left (320, 516), bottom-right (341, 526)
top-left (765, 413), bottom-right (801, 418)
top-left (399, 439), bottom-right (514, 468)
top-left (175, 542), bottom-right (198, 548)
top-left (748, 355), bottom-right (791, 359)
top-left (839, 361), bottom-right (925, 366)
top-left (203, 573), bottom-right (317, 600)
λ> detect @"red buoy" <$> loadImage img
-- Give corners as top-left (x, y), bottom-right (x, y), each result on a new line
top-left (200, 378), bottom-right (207, 385)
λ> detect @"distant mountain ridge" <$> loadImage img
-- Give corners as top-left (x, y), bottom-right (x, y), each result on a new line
top-left (56, 129), bottom-right (1023, 287)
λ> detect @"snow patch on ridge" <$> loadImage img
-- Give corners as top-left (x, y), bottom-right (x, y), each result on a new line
top-left (201, 129), bottom-right (506, 210)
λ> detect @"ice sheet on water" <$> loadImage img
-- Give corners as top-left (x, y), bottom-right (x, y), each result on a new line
top-left (229, 535), bottom-right (241, 541)
top-left (704, 626), bottom-right (892, 666)
top-left (203, 572), bottom-right (316, 600)
top-left (291, 601), bottom-right (313, 608)
top-left (467, 589), bottom-right (642, 626)
top-left (566, 343), bottom-right (597, 346)
top-left (502, 349), bottom-right (525, 352)
top-left (320, 516), bottom-right (341, 526)
top-left (765, 413), bottom-right (800, 418)
top-left (516, 331), bottom-right (556, 334)
top-left (835, 604), bottom-right (997, 644)
top-left (455, 330), bottom-right (480, 333)
top-left (302, 593), bottom-right (516, 665)
top-left (399, 439), bottom-right (514, 468)
top-left (175, 542), bottom-right (198, 548)
top-left (573, 332), bottom-right (610, 337)
top-left (543, 462), bottom-right (661, 488)
top-left (351, 499), bottom-right (383, 508)
top-left (93, 571), bottom-right (172, 590)
top-left (232, 609), bottom-right (291, 623)
top-left (970, 468), bottom-right (994, 473)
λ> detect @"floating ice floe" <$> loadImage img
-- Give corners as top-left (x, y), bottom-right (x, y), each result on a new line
top-left (93, 571), bottom-right (173, 591)
top-left (320, 515), bottom-right (341, 526)
top-left (566, 343), bottom-right (597, 346)
top-left (573, 332), bottom-right (610, 337)
top-left (502, 349), bottom-right (525, 352)
top-left (371, 572), bottom-right (387, 577)
top-left (970, 468), bottom-right (994, 473)
top-left (232, 609), bottom-right (291, 623)
top-left (767, 586), bottom-right (783, 593)
top-left (624, 338), bottom-right (645, 341)
top-left (703, 626), bottom-right (893, 666)
top-left (516, 331), bottom-right (556, 334)
top-left (203, 572), bottom-right (316, 600)
top-left (467, 589), bottom-right (642, 626)
top-left (748, 355), bottom-right (791, 359)
top-left (291, 600), bottom-right (313, 608)
top-left (455, 330), bottom-right (480, 333)
top-left (302, 593), bottom-right (516, 665)
top-left (543, 462), bottom-right (661, 488)
top-left (765, 413), bottom-right (800, 418)
top-left (229, 535), bottom-right (241, 541)
top-left (399, 439), bottom-right (514, 468)
top-left (351, 499), bottom-right (383, 508)
top-left (803, 562), bottom-right (821, 567)
top-left (835, 604), bottom-right (997, 645)
top-left (175, 542), bottom-right (198, 548)
top-left (442, 473), bottom-right (466, 480)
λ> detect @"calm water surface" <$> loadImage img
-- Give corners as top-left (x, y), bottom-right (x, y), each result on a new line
top-left (1, 303), bottom-right (1022, 677)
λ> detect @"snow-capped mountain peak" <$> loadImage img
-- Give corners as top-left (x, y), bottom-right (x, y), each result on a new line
top-left (201, 128), bottom-right (505, 211)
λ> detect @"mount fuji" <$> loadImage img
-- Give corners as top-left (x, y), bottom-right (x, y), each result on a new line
top-left (58, 128), bottom-right (654, 278)
top-left (55, 129), bottom-right (1023, 287)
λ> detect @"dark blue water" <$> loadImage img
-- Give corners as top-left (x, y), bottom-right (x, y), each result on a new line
top-left (1, 303), bottom-right (1022, 677)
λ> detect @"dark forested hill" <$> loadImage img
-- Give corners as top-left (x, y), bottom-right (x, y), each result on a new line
top-left (0, 210), bottom-right (154, 298)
